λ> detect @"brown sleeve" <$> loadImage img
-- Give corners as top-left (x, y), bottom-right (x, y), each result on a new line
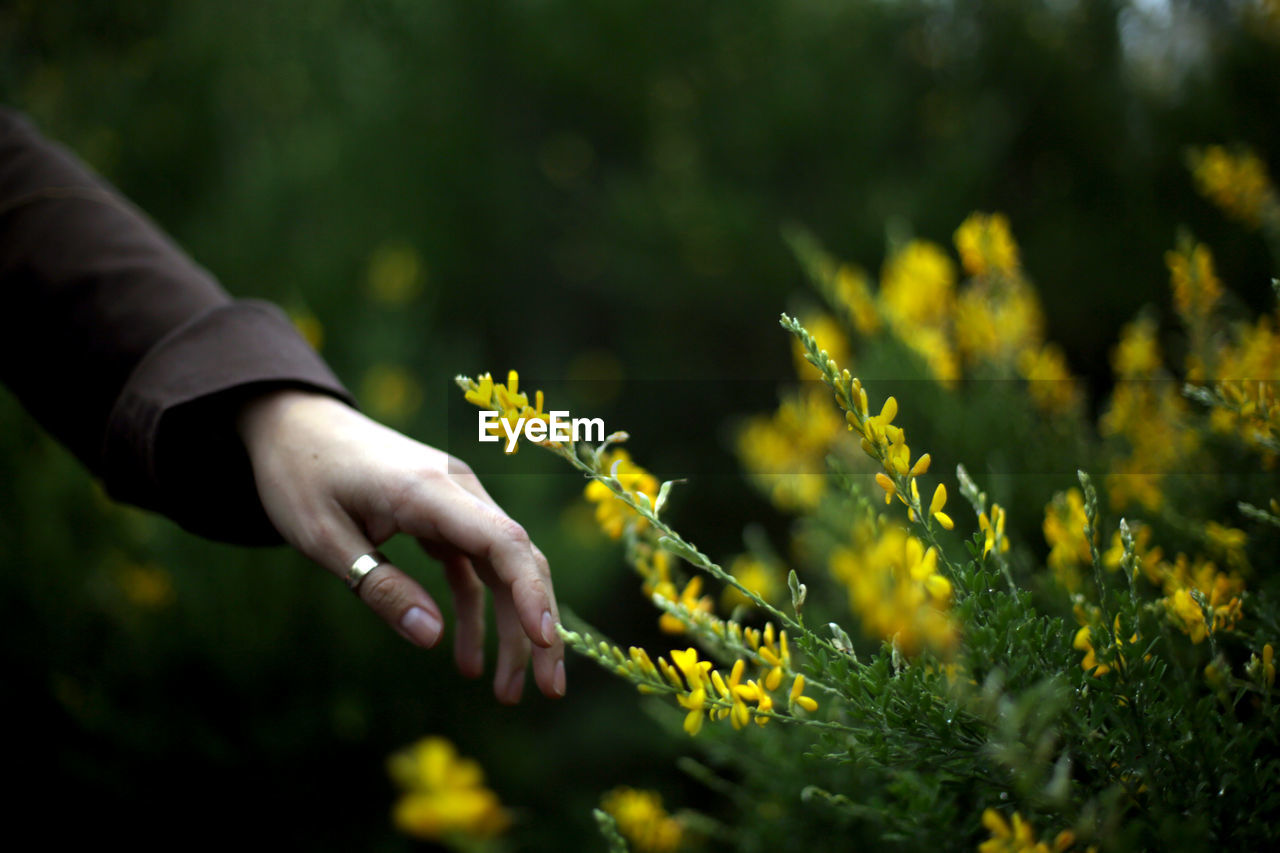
top-left (0, 107), bottom-right (355, 545)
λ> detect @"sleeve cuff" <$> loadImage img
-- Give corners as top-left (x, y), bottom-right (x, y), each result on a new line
top-left (102, 299), bottom-right (355, 545)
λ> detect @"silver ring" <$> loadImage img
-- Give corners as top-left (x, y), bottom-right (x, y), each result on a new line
top-left (347, 550), bottom-right (389, 594)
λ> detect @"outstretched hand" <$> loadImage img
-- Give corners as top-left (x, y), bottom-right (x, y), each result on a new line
top-left (236, 389), bottom-right (564, 703)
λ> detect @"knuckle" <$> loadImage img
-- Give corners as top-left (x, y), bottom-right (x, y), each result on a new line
top-left (497, 517), bottom-right (530, 547)
top-left (448, 457), bottom-right (475, 479)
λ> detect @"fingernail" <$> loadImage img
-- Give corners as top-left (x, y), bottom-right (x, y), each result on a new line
top-left (540, 610), bottom-right (557, 646)
top-left (553, 659), bottom-right (566, 697)
top-left (401, 606), bottom-right (442, 648)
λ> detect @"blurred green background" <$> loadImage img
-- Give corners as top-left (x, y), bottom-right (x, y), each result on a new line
top-left (1, 0), bottom-right (1277, 849)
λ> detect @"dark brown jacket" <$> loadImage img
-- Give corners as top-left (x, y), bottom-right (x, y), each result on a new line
top-left (0, 107), bottom-right (353, 545)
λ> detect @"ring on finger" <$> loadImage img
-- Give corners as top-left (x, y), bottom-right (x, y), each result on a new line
top-left (347, 550), bottom-right (389, 594)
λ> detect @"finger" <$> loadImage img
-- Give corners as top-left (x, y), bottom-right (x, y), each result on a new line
top-left (480, 559), bottom-right (532, 705)
top-left (301, 512), bottom-right (445, 649)
top-left (398, 481), bottom-right (556, 649)
top-left (432, 543), bottom-right (486, 679)
top-left (473, 554), bottom-right (566, 701)
top-left (529, 543), bottom-right (566, 697)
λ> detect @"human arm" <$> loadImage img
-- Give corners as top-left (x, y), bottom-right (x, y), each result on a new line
top-left (0, 107), bottom-right (564, 700)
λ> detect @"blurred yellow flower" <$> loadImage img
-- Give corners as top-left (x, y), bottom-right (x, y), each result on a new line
top-left (833, 263), bottom-right (881, 335)
top-left (115, 562), bottom-right (175, 609)
top-left (1017, 343), bottom-right (1080, 415)
top-left (289, 310), bottom-right (324, 351)
top-left (1191, 145), bottom-right (1274, 228)
top-left (361, 363), bottom-right (422, 422)
top-left (954, 212), bottom-right (1020, 277)
top-left (585, 448), bottom-right (660, 538)
top-left (721, 554), bottom-right (784, 610)
top-left (881, 239), bottom-right (956, 328)
top-left (388, 737), bottom-right (510, 842)
top-left (367, 241), bottom-right (425, 304)
top-left (791, 312), bottom-right (850, 380)
top-left (1043, 489), bottom-right (1092, 594)
top-left (600, 787), bottom-right (683, 853)
top-left (979, 808), bottom-right (1077, 853)
top-left (736, 387), bottom-right (842, 512)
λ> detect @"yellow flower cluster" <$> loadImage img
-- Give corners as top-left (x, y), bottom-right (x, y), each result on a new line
top-left (1247, 643), bottom-right (1276, 688)
top-left (1212, 380), bottom-right (1280, 460)
top-left (736, 386), bottom-right (844, 511)
top-left (1101, 522), bottom-right (1163, 581)
top-left (629, 546), bottom-right (711, 634)
top-left (1167, 239), bottom-right (1223, 381)
top-left (954, 212), bottom-right (1021, 278)
top-left (851, 392), bottom-right (953, 532)
top-left (979, 503), bottom-right (1010, 560)
top-left (598, 639), bottom-right (817, 736)
top-left (1159, 553), bottom-right (1244, 644)
top-left (881, 239), bottom-right (961, 384)
top-left (1100, 320), bottom-right (1199, 512)
top-left (1042, 489), bottom-right (1093, 594)
top-left (829, 520), bottom-right (956, 656)
top-left (459, 370), bottom-right (551, 453)
top-left (388, 737), bottom-right (510, 842)
top-left (1191, 145), bottom-right (1276, 229)
top-left (831, 264), bottom-right (881, 336)
top-left (1071, 613), bottom-right (1139, 678)
top-left (586, 448), bottom-right (660, 539)
top-left (599, 787), bottom-right (683, 853)
top-left (979, 809), bottom-right (1084, 853)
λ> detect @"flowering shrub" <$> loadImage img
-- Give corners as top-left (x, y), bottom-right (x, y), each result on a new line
top-left (452, 148), bottom-right (1280, 852)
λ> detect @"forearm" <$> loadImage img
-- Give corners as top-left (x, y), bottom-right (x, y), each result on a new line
top-left (0, 108), bottom-right (352, 543)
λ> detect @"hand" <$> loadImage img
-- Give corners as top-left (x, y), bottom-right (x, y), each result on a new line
top-left (235, 388), bottom-right (564, 703)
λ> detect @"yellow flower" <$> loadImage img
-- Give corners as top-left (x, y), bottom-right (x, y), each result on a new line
top-left (289, 310), bottom-right (324, 350)
top-left (789, 675), bottom-right (819, 713)
top-left (829, 520), bottom-right (957, 656)
top-left (362, 364), bottom-right (422, 423)
top-left (881, 240), bottom-right (956, 327)
top-left (388, 737), bottom-right (510, 841)
top-left (1191, 145), bottom-right (1274, 228)
top-left (833, 263), bottom-right (881, 335)
top-left (1017, 343), bottom-right (1080, 415)
top-left (1167, 240), bottom-right (1222, 332)
top-left (657, 575), bottom-right (714, 634)
top-left (954, 212), bottom-right (1020, 277)
top-left (366, 241), bottom-right (425, 304)
top-left (879, 240), bottom-right (960, 385)
top-left (1043, 489), bottom-right (1092, 594)
top-left (722, 554), bottom-right (785, 610)
top-left (585, 449), bottom-right (660, 538)
top-left (1110, 316), bottom-right (1162, 379)
top-left (1073, 625), bottom-right (1110, 677)
top-left (736, 387), bottom-right (843, 511)
top-left (114, 562), bottom-right (175, 609)
top-left (979, 808), bottom-right (1075, 853)
top-left (954, 277), bottom-right (1044, 368)
top-left (929, 482), bottom-right (954, 530)
top-left (1158, 554), bottom-right (1244, 643)
top-left (978, 504), bottom-right (1010, 559)
top-left (600, 787), bottom-right (683, 853)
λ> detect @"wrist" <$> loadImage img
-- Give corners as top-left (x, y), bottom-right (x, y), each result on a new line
top-left (236, 387), bottom-right (348, 454)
